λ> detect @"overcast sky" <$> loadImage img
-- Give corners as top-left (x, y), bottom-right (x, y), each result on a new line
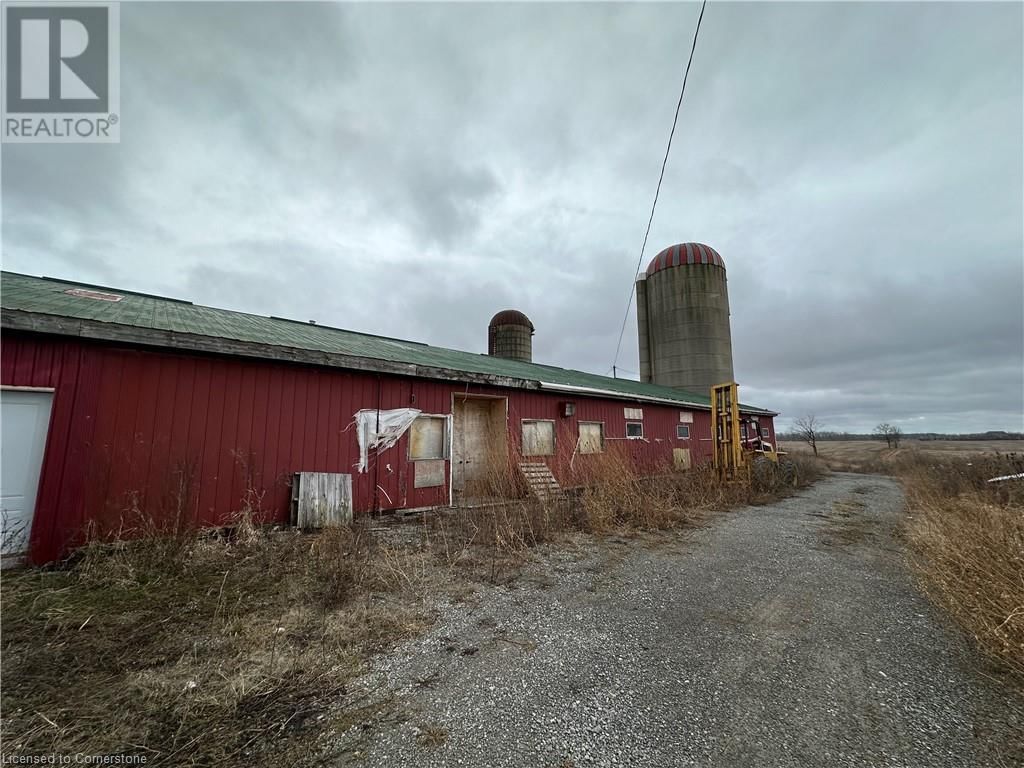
top-left (2, 1), bottom-right (1021, 433)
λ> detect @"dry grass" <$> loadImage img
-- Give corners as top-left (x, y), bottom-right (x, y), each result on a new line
top-left (436, 445), bottom-right (825, 570)
top-left (0, 519), bottom-right (435, 766)
top-left (900, 452), bottom-right (1024, 683)
top-left (1, 451), bottom-right (826, 764)
top-left (785, 439), bottom-right (1024, 681)
top-left (779, 438), bottom-right (1024, 473)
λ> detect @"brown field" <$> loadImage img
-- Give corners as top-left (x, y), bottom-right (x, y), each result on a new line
top-left (779, 439), bottom-right (1023, 473)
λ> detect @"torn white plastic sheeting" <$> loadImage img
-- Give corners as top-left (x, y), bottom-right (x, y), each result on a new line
top-left (354, 408), bottom-right (421, 473)
top-left (987, 472), bottom-right (1024, 483)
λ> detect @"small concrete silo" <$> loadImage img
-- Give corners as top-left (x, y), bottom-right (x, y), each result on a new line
top-left (635, 242), bottom-right (734, 397)
top-left (488, 309), bottom-right (534, 363)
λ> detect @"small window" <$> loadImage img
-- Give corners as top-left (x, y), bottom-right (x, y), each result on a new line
top-left (626, 422), bottom-right (644, 439)
top-left (761, 427), bottom-right (770, 439)
top-left (624, 407), bottom-right (643, 420)
top-left (579, 422), bottom-right (604, 454)
top-left (676, 424), bottom-right (690, 440)
top-left (522, 419), bottom-right (555, 456)
top-left (740, 424), bottom-right (748, 439)
top-left (409, 415), bottom-right (447, 460)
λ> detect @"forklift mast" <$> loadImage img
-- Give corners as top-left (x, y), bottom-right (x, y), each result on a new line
top-left (711, 382), bottom-right (744, 480)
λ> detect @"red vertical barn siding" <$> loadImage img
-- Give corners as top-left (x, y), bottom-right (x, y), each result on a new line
top-left (1, 331), bottom-right (774, 564)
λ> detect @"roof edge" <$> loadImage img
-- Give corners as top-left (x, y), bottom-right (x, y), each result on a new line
top-left (2, 308), bottom-right (776, 415)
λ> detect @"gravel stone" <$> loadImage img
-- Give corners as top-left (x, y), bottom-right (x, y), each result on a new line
top-left (334, 473), bottom-right (1023, 766)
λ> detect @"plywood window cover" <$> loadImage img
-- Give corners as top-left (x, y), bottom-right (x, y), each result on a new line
top-left (414, 459), bottom-right (446, 488)
top-left (578, 421), bottom-right (604, 454)
top-left (626, 422), bottom-right (644, 439)
top-left (624, 407), bottom-right (644, 420)
top-left (522, 419), bottom-right (556, 456)
top-left (409, 414), bottom-right (448, 461)
top-left (679, 411), bottom-right (693, 423)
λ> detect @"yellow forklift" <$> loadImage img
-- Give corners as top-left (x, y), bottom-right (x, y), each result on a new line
top-left (710, 382), bottom-right (780, 480)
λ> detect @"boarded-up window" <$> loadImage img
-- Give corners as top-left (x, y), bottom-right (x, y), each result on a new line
top-left (676, 424), bottom-right (690, 439)
top-left (679, 411), bottom-right (693, 423)
top-left (522, 420), bottom-right (555, 456)
top-left (673, 448), bottom-right (692, 470)
top-left (409, 415), bottom-right (447, 460)
top-left (624, 407), bottom-right (643, 420)
top-left (414, 459), bottom-right (446, 488)
top-left (579, 422), bottom-right (604, 454)
top-left (626, 422), bottom-right (644, 439)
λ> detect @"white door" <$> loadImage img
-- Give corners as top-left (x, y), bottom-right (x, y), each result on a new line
top-left (1, 389), bottom-right (54, 558)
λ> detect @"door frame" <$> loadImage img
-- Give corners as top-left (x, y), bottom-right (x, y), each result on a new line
top-left (449, 393), bottom-right (509, 494)
top-left (1, 385), bottom-right (56, 566)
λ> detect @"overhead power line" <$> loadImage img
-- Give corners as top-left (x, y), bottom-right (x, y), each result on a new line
top-left (611, 0), bottom-right (708, 373)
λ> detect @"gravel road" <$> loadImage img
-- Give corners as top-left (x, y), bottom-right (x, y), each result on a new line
top-left (336, 473), bottom-right (1023, 767)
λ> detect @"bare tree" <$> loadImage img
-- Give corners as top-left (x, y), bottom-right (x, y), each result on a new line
top-left (874, 423), bottom-right (903, 448)
top-left (794, 414), bottom-right (821, 457)
top-left (890, 424), bottom-right (903, 448)
top-left (874, 423), bottom-right (894, 448)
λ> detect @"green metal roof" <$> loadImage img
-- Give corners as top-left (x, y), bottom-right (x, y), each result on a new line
top-left (0, 271), bottom-right (774, 414)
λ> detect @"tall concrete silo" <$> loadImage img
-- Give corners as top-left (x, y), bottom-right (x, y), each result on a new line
top-left (488, 309), bottom-right (534, 363)
top-left (635, 242), bottom-right (734, 397)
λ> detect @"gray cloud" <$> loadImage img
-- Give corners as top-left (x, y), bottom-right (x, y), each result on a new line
top-left (2, 1), bottom-right (1021, 433)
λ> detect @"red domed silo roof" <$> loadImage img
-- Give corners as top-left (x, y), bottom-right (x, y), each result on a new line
top-left (489, 309), bottom-right (534, 330)
top-left (646, 243), bottom-right (725, 276)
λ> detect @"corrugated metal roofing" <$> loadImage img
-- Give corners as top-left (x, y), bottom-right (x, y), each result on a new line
top-left (646, 242), bottom-right (725, 275)
top-left (0, 271), bottom-right (774, 413)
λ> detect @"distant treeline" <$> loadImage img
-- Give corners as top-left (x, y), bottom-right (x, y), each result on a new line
top-left (778, 431), bottom-right (1024, 442)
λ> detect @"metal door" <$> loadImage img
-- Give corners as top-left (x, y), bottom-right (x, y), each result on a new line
top-left (1, 389), bottom-right (54, 559)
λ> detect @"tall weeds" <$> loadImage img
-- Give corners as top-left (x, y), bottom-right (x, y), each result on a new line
top-left (1, 513), bottom-right (427, 765)
top-left (902, 452), bottom-right (1024, 681)
top-left (1, 449), bottom-right (826, 763)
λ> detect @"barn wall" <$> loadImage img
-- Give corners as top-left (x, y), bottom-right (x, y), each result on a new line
top-left (1, 332), bottom-right (773, 564)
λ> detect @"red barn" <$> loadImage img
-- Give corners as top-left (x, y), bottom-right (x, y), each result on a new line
top-left (0, 272), bottom-right (776, 565)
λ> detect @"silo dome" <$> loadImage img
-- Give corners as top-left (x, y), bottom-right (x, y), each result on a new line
top-left (635, 242), bottom-right (734, 397)
top-left (488, 309), bottom-right (534, 363)
top-left (646, 242), bottom-right (725, 274)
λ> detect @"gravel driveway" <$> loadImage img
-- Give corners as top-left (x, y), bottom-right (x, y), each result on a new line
top-left (337, 473), bottom-right (1023, 767)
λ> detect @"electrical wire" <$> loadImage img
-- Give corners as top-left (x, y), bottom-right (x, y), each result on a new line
top-left (611, 0), bottom-right (708, 371)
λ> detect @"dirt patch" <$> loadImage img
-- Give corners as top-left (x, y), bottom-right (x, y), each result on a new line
top-left (809, 497), bottom-right (877, 547)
